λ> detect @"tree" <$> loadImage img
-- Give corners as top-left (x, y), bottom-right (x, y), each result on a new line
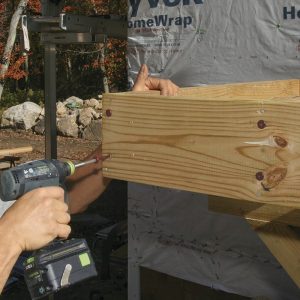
top-left (56, 0), bottom-right (128, 97)
top-left (0, 0), bottom-right (128, 104)
top-left (0, 0), bottom-right (29, 101)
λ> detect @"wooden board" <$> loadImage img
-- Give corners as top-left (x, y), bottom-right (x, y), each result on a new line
top-left (178, 79), bottom-right (300, 99)
top-left (102, 79), bottom-right (300, 208)
top-left (208, 196), bottom-right (300, 288)
top-left (249, 221), bottom-right (300, 288)
top-left (0, 146), bottom-right (33, 156)
top-left (125, 79), bottom-right (300, 100)
top-left (208, 195), bottom-right (300, 227)
top-left (0, 162), bottom-right (11, 170)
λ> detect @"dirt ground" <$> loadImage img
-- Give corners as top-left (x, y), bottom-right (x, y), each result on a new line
top-left (0, 128), bottom-right (100, 162)
top-left (0, 129), bottom-right (128, 300)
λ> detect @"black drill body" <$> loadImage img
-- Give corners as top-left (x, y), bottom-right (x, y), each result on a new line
top-left (0, 159), bottom-right (73, 202)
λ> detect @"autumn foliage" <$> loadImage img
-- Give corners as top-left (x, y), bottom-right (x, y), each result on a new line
top-left (27, 0), bottom-right (41, 14)
top-left (0, 0), bottom-right (127, 102)
top-left (60, 0), bottom-right (128, 92)
top-left (0, 1), bottom-right (24, 81)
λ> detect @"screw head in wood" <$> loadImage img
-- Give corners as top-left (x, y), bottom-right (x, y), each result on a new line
top-left (256, 172), bottom-right (264, 181)
top-left (106, 109), bottom-right (112, 117)
top-left (257, 120), bottom-right (266, 129)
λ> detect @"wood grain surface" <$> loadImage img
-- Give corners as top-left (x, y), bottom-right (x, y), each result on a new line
top-left (0, 146), bottom-right (33, 156)
top-left (102, 79), bottom-right (300, 208)
top-left (249, 221), bottom-right (300, 288)
top-left (208, 195), bottom-right (300, 227)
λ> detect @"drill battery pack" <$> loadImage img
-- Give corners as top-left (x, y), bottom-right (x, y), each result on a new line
top-left (23, 238), bottom-right (97, 300)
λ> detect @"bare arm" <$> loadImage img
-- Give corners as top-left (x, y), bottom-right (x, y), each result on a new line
top-left (67, 146), bottom-right (111, 214)
top-left (0, 226), bottom-right (22, 293)
top-left (0, 187), bottom-right (70, 293)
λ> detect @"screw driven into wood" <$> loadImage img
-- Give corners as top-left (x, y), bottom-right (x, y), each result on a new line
top-left (106, 109), bottom-right (112, 117)
top-left (257, 120), bottom-right (266, 129)
top-left (255, 172), bottom-right (264, 181)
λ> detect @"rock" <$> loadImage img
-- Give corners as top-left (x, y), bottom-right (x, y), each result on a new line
top-left (57, 101), bottom-right (67, 116)
top-left (34, 118), bottom-right (45, 135)
top-left (0, 117), bottom-right (11, 128)
top-left (84, 98), bottom-right (102, 110)
top-left (40, 107), bottom-right (45, 118)
top-left (57, 115), bottom-right (78, 138)
top-left (1, 102), bottom-right (42, 130)
top-left (78, 107), bottom-right (99, 127)
top-left (63, 96), bottom-right (83, 109)
top-left (82, 120), bottom-right (102, 141)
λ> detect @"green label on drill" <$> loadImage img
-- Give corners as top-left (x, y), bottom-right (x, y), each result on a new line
top-left (29, 271), bottom-right (40, 278)
top-left (26, 257), bottom-right (35, 264)
top-left (79, 253), bottom-right (90, 267)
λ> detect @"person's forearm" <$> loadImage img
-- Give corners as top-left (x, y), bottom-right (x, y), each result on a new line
top-left (67, 145), bottom-right (111, 214)
top-left (0, 221), bottom-right (22, 293)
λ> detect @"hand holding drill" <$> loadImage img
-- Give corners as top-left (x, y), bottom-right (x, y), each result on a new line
top-left (1, 186), bottom-right (70, 252)
top-left (0, 158), bottom-right (98, 298)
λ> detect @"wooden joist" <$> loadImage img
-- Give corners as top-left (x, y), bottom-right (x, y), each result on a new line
top-left (208, 195), bottom-right (300, 227)
top-left (102, 79), bottom-right (300, 208)
top-left (208, 195), bottom-right (300, 288)
top-left (249, 222), bottom-right (300, 288)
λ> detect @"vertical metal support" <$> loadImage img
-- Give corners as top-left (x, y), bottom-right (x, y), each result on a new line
top-left (42, 0), bottom-right (65, 159)
top-left (42, 0), bottom-right (65, 17)
top-left (44, 43), bottom-right (57, 159)
top-left (128, 188), bottom-right (141, 300)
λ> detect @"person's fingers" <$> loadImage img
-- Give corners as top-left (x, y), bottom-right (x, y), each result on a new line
top-left (56, 224), bottom-right (71, 239)
top-left (167, 82), bottom-right (179, 96)
top-left (145, 76), bottom-right (160, 91)
top-left (147, 78), bottom-right (179, 96)
top-left (55, 211), bottom-right (71, 224)
top-left (132, 64), bottom-right (149, 91)
top-left (164, 84), bottom-right (179, 96)
top-left (132, 64), bottom-right (179, 95)
top-left (53, 200), bottom-right (69, 212)
top-left (29, 186), bottom-right (65, 201)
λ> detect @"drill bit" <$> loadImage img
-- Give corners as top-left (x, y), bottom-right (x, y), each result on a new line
top-left (74, 158), bottom-right (97, 169)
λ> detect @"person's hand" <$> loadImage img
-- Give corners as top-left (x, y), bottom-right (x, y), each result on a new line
top-left (0, 187), bottom-right (71, 252)
top-left (132, 64), bottom-right (179, 96)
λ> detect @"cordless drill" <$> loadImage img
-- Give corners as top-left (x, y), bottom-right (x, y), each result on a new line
top-left (0, 159), bottom-right (98, 300)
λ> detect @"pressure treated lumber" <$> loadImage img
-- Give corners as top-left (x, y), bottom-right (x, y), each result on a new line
top-left (208, 195), bottom-right (300, 227)
top-left (102, 79), bottom-right (300, 208)
top-left (249, 221), bottom-right (300, 288)
top-left (124, 79), bottom-right (300, 100)
top-left (0, 146), bottom-right (33, 156)
top-left (208, 195), bottom-right (300, 288)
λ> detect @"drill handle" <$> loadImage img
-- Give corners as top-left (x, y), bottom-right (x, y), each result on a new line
top-left (59, 183), bottom-right (69, 207)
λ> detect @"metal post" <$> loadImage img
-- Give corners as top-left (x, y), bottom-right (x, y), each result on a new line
top-left (42, 0), bottom-right (64, 159)
top-left (44, 43), bottom-right (57, 159)
top-left (42, 0), bottom-right (65, 17)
